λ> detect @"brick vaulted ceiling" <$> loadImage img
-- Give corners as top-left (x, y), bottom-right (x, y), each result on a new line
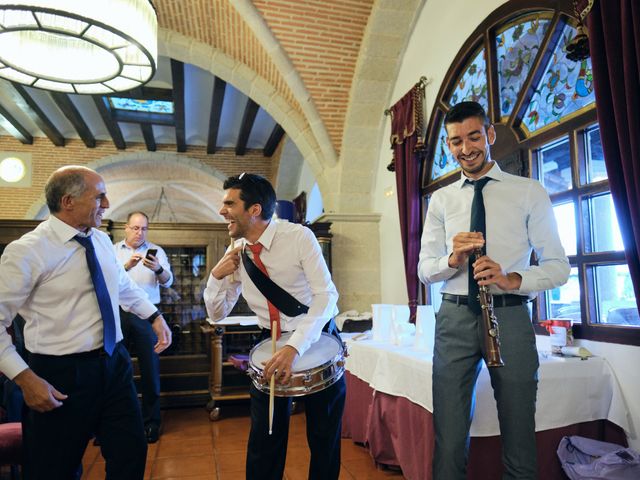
top-left (155, 0), bottom-right (374, 158)
top-left (1, 0), bottom-right (420, 222)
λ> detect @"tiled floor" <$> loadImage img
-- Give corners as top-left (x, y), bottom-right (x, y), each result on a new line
top-left (79, 406), bottom-right (405, 479)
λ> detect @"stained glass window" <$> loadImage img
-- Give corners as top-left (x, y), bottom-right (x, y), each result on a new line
top-left (109, 97), bottom-right (175, 114)
top-left (496, 14), bottom-right (551, 120)
top-left (431, 119), bottom-right (458, 181)
top-left (522, 22), bottom-right (595, 135)
top-left (447, 48), bottom-right (488, 111)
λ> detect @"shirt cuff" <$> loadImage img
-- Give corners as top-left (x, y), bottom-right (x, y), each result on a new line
top-left (1, 354), bottom-right (29, 381)
top-left (286, 332), bottom-right (307, 357)
top-left (439, 255), bottom-right (461, 276)
top-left (514, 270), bottom-right (534, 293)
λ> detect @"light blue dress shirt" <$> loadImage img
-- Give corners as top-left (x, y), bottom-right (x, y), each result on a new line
top-left (418, 162), bottom-right (570, 297)
top-left (114, 240), bottom-right (173, 304)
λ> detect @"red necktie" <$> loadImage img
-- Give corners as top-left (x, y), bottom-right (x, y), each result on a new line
top-left (247, 243), bottom-right (281, 339)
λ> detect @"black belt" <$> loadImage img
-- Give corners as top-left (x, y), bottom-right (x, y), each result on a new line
top-left (28, 342), bottom-right (121, 360)
top-left (442, 293), bottom-right (528, 308)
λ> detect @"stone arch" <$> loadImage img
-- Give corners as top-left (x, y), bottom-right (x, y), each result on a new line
top-left (27, 152), bottom-right (230, 222)
top-left (329, 0), bottom-right (427, 213)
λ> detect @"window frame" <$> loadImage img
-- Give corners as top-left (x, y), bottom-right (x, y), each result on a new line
top-left (420, 0), bottom-right (640, 345)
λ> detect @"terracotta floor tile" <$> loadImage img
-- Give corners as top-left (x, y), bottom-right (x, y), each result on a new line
top-left (151, 455), bottom-right (216, 478)
top-left (217, 471), bottom-right (245, 480)
top-left (82, 445), bottom-right (101, 466)
top-left (155, 477), bottom-right (213, 480)
top-left (215, 449), bottom-right (246, 472)
top-left (82, 465), bottom-right (107, 480)
top-left (343, 457), bottom-right (404, 478)
top-left (156, 436), bottom-right (214, 458)
top-left (213, 434), bottom-right (248, 454)
top-left (75, 406), bottom-right (406, 480)
top-left (341, 438), bottom-right (372, 461)
top-left (283, 447), bottom-right (311, 468)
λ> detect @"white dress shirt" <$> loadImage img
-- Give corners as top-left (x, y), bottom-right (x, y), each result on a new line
top-left (0, 215), bottom-right (157, 380)
top-left (418, 163), bottom-right (570, 296)
top-left (204, 220), bottom-right (339, 357)
top-left (114, 240), bottom-right (173, 304)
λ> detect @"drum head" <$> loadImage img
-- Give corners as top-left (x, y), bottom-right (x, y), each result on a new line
top-left (250, 332), bottom-right (341, 372)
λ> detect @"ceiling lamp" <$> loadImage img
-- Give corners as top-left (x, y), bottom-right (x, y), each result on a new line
top-left (0, 1), bottom-right (157, 94)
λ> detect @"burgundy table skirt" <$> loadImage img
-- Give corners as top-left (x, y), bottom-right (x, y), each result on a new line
top-left (341, 371), bottom-right (627, 480)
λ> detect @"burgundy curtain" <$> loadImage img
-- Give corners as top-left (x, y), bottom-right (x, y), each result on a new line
top-left (388, 83), bottom-right (425, 320)
top-left (587, 0), bottom-right (640, 312)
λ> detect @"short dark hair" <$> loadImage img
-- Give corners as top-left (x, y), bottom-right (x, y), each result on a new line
top-left (44, 166), bottom-right (90, 213)
top-left (444, 101), bottom-right (491, 129)
top-left (223, 173), bottom-right (276, 220)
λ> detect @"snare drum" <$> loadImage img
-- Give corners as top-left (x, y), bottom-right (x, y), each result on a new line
top-left (248, 332), bottom-right (346, 397)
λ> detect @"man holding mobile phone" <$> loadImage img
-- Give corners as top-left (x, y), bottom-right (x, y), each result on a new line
top-left (114, 211), bottom-right (173, 443)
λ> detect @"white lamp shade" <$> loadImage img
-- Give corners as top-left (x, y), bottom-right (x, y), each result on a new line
top-left (0, 0), bottom-right (157, 94)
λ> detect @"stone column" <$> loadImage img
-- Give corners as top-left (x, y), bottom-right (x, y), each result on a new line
top-left (316, 212), bottom-right (381, 313)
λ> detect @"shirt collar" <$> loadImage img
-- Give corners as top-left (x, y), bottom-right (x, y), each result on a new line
top-left (456, 161), bottom-right (504, 189)
top-left (119, 240), bottom-right (147, 251)
top-left (248, 220), bottom-right (277, 251)
top-left (48, 214), bottom-right (93, 243)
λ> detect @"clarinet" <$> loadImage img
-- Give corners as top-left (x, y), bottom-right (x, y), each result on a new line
top-left (474, 247), bottom-right (505, 367)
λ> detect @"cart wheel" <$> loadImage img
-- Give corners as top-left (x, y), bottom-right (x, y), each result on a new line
top-left (206, 399), bottom-right (216, 412)
top-left (209, 407), bottom-right (221, 421)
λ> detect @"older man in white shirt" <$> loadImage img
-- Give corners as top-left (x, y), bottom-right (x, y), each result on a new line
top-left (0, 166), bottom-right (171, 480)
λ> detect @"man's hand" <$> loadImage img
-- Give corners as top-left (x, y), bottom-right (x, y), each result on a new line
top-left (211, 246), bottom-right (243, 280)
top-left (263, 345), bottom-right (299, 384)
top-left (449, 232), bottom-right (485, 268)
top-left (124, 253), bottom-right (143, 272)
top-left (13, 369), bottom-right (67, 412)
top-left (472, 255), bottom-right (522, 291)
top-left (151, 315), bottom-right (172, 353)
top-left (142, 253), bottom-right (160, 272)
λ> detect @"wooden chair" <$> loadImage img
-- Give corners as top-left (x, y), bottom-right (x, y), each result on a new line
top-left (0, 421), bottom-right (22, 480)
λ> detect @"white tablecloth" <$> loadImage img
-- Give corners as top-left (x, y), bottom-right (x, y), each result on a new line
top-left (345, 339), bottom-right (632, 437)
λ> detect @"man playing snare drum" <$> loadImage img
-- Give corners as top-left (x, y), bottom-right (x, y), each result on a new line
top-left (204, 173), bottom-right (343, 480)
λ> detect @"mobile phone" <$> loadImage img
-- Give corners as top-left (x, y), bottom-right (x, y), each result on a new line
top-left (146, 248), bottom-right (158, 259)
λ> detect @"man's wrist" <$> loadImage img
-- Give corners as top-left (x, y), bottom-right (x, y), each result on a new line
top-left (155, 266), bottom-right (164, 275)
top-left (507, 272), bottom-right (522, 290)
top-left (147, 310), bottom-right (162, 324)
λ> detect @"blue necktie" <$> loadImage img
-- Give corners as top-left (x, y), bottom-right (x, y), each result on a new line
top-left (74, 235), bottom-right (117, 355)
top-left (468, 177), bottom-right (491, 314)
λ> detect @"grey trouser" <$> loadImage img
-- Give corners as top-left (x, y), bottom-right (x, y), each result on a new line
top-left (432, 301), bottom-right (539, 480)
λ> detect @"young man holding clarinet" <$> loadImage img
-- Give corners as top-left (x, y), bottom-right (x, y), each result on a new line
top-left (418, 101), bottom-right (570, 480)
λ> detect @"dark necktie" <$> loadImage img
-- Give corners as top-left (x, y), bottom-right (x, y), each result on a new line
top-left (247, 243), bottom-right (282, 339)
top-left (74, 235), bottom-right (117, 355)
top-left (468, 177), bottom-right (491, 314)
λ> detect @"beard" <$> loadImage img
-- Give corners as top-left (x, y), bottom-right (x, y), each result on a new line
top-left (458, 151), bottom-right (489, 176)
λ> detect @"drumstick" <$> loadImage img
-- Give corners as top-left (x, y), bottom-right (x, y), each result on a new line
top-left (269, 321), bottom-right (277, 435)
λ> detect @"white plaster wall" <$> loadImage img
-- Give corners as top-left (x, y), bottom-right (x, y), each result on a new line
top-left (374, 0), bottom-right (508, 304)
top-left (374, 0), bottom-right (640, 451)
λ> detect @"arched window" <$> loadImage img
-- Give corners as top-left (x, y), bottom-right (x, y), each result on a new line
top-left (422, 0), bottom-right (639, 345)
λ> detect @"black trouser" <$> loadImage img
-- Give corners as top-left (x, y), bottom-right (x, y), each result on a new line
top-left (120, 309), bottom-right (161, 429)
top-left (246, 322), bottom-right (346, 480)
top-left (23, 342), bottom-right (147, 480)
